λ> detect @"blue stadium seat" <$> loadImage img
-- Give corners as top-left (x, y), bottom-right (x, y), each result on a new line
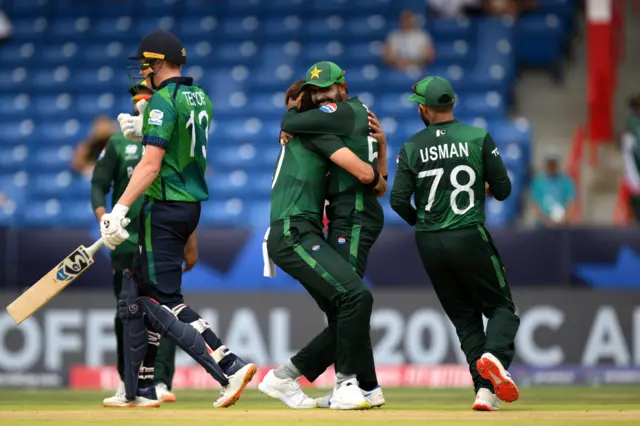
top-left (455, 92), bottom-right (507, 119)
top-left (0, 120), bottom-right (36, 146)
top-left (50, 17), bottom-right (92, 39)
top-left (0, 42), bottom-right (37, 66)
top-left (200, 199), bottom-right (248, 226)
top-left (0, 67), bottom-right (29, 92)
top-left (8, 17), bottom-right (49, 40)
top-left (261, 17), bottom-right (302, 41)
top-left (428, 18), bottom-right (475, 41)
top-left (221, 16), bottom-right (261, 40)
top-left (0, 145), bottom-right (29, 172)
top-left (515, 14), bottom-right (564, 66)
top-left (300, 41), bottom-right (346, 64)
top-left (0, 173), bottom-right (29, 205)
top-left (0, 93), bottom-right (31, 119)
top-left (30, 146), bottom-right (75, 172)
top-left (9, 0), bottom-right (53, 18)
top-left (30, 172), bottom-right (90, 200)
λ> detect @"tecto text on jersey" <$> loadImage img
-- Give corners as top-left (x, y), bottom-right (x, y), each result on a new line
top-left (183, 92), bottom-right (206, 107)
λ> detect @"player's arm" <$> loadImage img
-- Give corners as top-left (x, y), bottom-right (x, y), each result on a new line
top-left (303, 134), bottom-right (387, 193)
top-left (183, 231), bottom-right (198, 272)
top-left (368, 110), bottom-right (387, 197)
top-left (483, 133), bottom-right (511, 201)
top-left (281, 102), bottom-right (356, 136)
top-left (390, 145), bottom-right (417, 226)
top-left (115, 97), bottom-right (175, 211)
top-left (90, 140), bottom-right (118, 221)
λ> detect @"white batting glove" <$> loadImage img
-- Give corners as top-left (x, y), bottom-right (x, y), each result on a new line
top-left (100, 204), bottom-right (131, 250)
top-left (117, 100), bottom-right (147, 142)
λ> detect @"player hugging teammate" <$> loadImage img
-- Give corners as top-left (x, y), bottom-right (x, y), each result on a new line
top-left (259, 62), bottom-right (388, 410)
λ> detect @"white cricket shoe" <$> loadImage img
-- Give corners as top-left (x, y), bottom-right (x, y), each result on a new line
top-left (477, 353), bottom-right (520, 403)
top-left (102, 393), bottom-right (161, 408)
top-left (156, 383), bottom-right (177, 403)
top-left (213, 363), bottom-right (257, 408)
top-left (258, 369), bottom-right (317, 409)
top-left (329, 378), bottom-right (371, 410)
top-left (472, 388), bottom-right (499, 411)
top-left (317, 386), bottom-right (385, 408)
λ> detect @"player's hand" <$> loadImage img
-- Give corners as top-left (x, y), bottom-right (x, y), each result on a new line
top-left (295, 92), bottom-right (304, 110)
top-left (485, 182), bottom-right (493, 198)
top-left (183, 243), bottom-right (198, 272)
top-left (374, 176), bottom-right (387, 194)
top-left (117, 99), bottom-right (147, 143)
top-left (280, 131), bottom-right (293, 146)
top-left (100, 206), bottom-right (131, 250)
top-left (368, 110), bottom-right (386, 145)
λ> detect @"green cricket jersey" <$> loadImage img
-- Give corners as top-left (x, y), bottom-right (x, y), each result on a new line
top-left (390, 120), bottom-right (511, 232)
top-left (142, 76), bottom-right (212, 202)
top-left (270, 134), bottom-right (345, 227)
top-left (91, 132), bottom-right (144, 268)
top-left (280, 97), bottom-right (382, 221)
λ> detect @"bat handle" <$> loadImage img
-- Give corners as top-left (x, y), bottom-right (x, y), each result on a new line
top-left (86, 239), bottom-right (104, 257)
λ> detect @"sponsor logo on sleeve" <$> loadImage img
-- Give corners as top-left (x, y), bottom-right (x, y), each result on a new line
top-left (148, 109), bottom-right (164, 126)
top-left (319, 103), bottom-right (337, 113)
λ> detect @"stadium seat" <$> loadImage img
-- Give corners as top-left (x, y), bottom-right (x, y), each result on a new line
top-left (0, 0), bottom-right (570, 228)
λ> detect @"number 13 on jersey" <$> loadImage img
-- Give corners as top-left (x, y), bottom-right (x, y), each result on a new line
top-left (186, 110), bottom-right (209, 159)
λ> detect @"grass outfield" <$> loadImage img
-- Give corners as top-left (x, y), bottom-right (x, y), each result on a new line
top-left (0, 387), bottom-right (638, 425)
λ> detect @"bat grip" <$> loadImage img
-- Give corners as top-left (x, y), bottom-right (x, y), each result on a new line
top-left (86, 239), bottom-right (104, 257)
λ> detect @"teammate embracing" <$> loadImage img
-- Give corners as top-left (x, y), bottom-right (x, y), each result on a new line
top-left (259, 79), bottom-right (386, 410)
top-left (100, 30), bottom-right (255, 408)
top-left (274, 61), bottom-right (387, 408)
top-left (390, 76), bottom-right (520, 411)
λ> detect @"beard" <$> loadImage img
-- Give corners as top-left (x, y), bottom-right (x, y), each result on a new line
top-left (314, 91), bottom-right (346, 107)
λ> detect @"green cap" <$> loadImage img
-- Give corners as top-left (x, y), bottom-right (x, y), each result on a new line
top-left (301, 61), bottom-right (346, 88)
top-left (407, 76), bottom-right (456, 107)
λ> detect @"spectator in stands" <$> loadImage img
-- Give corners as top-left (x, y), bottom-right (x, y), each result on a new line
top-left (71, 115), bottom-right (118, 179)
top-left (427, 0), bottom-right (537, 18)
top-left (529, 151), bottom-right (577, 227)
top-left (0, 10), bottom-right (11, 43)
top-left (383, 10), bottom-right (435, 72)
top-left (621, 93), bottom-right (640, 222)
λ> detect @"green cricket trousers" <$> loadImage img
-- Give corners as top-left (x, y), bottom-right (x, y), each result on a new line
top-left (267, 217), bottom-right (374, 380)
top-left (415, 224), bottom-right (520, 393)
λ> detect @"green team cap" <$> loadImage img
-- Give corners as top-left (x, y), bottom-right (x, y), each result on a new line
top-left (301, 61), bottom-right (346, 88)
top-left (407, 76), bottom-right (456, 107)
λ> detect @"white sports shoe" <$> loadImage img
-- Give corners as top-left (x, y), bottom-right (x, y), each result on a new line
top-left (155, 383), bottom-right (177, 403)
top-left (258, 369), bottom-right (317, 409)
top-left (329, 378), bottom-right (371, 410)
top-left (317, 386), bottom-right (385, 408)
top-left (102, 393), bottom-right (161, 408)
top-left (213, 363), bottom-right (257, 408)
top-left (477, 353), bottom-right (520, 403)
top-left (472, 388), bottom-right (499, 411)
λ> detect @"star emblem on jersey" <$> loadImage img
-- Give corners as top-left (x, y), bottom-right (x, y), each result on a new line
top-left (309, 65), bottom-right (323, 79)
top-left (319, 103), bottom-right (337, 113)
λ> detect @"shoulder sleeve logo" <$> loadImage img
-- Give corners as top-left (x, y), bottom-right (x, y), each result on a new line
top-left (148, 109), bottom-right (164, 126)
top-left (319, 103), bottom-right (337, 113)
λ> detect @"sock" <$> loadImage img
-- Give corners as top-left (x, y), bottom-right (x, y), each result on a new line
top-left (359, 381), bottom-right (378, 392)
top-left (274, 360), bottom-right (302, 380)
top-left (336, 372), bottom-right (356, 386)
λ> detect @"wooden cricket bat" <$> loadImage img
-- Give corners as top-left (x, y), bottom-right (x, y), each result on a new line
top-left (6, 239), bottom-right (105, 325)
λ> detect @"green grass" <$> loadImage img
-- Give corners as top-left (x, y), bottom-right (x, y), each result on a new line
top-left (1, 387), bottom-right (639, 425)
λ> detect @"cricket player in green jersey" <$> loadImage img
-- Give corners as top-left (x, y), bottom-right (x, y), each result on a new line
top-left (100, 30), bottom-right (255, 408)
top-left (390, 76), bottom-right (520, 411)
top-left (259, 80), bottom-right (386, 410)
top-left (277, 61), bottom-right (386, 407)
top-left (92, 81), bottom-right (181, 404)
